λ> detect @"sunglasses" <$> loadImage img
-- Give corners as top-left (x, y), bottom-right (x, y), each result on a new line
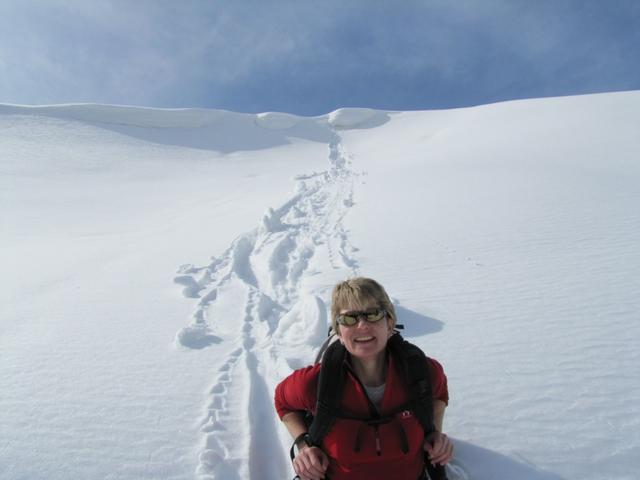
top-left (336, 308), bottom-right (387, 327)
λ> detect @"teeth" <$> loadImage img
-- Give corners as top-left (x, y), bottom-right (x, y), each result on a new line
top-left (355, 337), bottom-right (374, 342)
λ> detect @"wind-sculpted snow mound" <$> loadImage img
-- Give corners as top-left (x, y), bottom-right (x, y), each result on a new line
top-left (0, 103), bottom-right (236, 128)
top-left (255, 112), bottom-right (302, 130)
top-left (326, 107), bottom-right (391, 129)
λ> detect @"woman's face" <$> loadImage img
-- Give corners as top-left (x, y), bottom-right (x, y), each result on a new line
top-left (337, 300), bottom-right (392, 362)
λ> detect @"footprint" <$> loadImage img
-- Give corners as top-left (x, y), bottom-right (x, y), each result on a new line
top-left (175, 324), bottom-right (222, 349)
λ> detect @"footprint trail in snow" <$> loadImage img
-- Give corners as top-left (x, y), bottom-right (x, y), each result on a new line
top-left (174, 130), bottom-right (361, 479)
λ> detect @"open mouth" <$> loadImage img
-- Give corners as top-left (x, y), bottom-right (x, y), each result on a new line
top-left (354, 336), bottom-right (375, 344)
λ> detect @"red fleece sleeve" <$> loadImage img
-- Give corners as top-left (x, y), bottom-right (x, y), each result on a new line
top-left (428, 358), bottom-right (449, 405)
top-left (274, 364), bottom-right (320, 419)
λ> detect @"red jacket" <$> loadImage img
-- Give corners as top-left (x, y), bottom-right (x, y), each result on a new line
top-left (274, 353), bottom-right (448, 480)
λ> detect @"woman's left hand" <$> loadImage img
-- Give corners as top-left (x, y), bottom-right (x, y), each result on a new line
top-left (423, 431), bottom-right (454, 466)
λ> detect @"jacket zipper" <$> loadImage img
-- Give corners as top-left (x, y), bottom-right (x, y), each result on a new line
top-left (346, 363), bottom-right (384, 455)
top-left (374, 425), bottom-right (382, 456)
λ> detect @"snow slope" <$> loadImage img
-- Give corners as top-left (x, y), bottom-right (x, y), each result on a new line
top-left (1, 93), bottom-right (639, 480)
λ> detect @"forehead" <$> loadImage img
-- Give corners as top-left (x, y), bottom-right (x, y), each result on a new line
top-left (338, 296), bottom-right (378, 313)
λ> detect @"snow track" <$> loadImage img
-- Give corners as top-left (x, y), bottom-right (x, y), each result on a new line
top-left (175, 130), bottom-right (360, 479)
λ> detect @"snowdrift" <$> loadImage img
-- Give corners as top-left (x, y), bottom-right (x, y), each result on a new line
top-left (2, 92), bottom-right (639, 480)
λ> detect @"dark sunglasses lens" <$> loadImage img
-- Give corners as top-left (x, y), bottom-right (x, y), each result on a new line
top-left (338, 309), bottom-right (385, 326)
top-left (366, 309), bottom-right (385, 322)
top-left (338, 314), bottom-right (357, 326)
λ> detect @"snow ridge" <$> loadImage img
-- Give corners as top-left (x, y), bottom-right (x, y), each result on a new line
top-left (174, 130), bottom-right (360, 478)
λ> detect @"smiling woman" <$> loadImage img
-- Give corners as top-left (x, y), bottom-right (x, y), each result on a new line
top-left (274, 278), bottom-right (452, 480)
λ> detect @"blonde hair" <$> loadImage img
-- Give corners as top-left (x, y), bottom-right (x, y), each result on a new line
top-left (330, 277), bottom-right (396, 332)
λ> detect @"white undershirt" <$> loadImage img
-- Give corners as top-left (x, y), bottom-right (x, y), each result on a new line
top-left (363, 383), bottom-right (386, 411)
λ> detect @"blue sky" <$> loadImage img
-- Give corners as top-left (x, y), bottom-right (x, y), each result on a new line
top-left (1, 0), bottom-right (639, 115)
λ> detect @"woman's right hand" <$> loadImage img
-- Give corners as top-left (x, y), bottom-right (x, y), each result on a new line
top-left (293, 445), bottom-right (329, 480)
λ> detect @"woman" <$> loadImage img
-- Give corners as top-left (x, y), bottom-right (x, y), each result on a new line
top-left (274, 277), bottom-right (453, 480)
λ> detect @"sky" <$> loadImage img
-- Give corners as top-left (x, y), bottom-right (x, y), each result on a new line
top-left (1, 0), bottom-right (639, 116)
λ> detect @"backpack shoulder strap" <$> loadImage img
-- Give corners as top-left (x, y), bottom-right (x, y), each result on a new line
top-left (307, 339), bottom-right (347, 446)
top-left (388, 334), bottom-right (436, 434)
top-left (308, 334), bottom-right (436, 444)
top-left (390, 335), bottom-right (449, 480)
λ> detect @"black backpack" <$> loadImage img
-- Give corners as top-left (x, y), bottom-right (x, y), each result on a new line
top-left (290, 331), bottom-right (447, 480)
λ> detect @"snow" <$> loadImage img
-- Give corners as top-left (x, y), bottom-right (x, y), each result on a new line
top-left (1, 91), bottom-right (639, 480)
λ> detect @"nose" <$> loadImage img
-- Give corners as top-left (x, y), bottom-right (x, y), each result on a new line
top-left (354, 316), bottom-right (370, 328)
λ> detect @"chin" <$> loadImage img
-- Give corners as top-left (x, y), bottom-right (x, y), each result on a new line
top-left (349, 342), bottom-right (385, 358)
